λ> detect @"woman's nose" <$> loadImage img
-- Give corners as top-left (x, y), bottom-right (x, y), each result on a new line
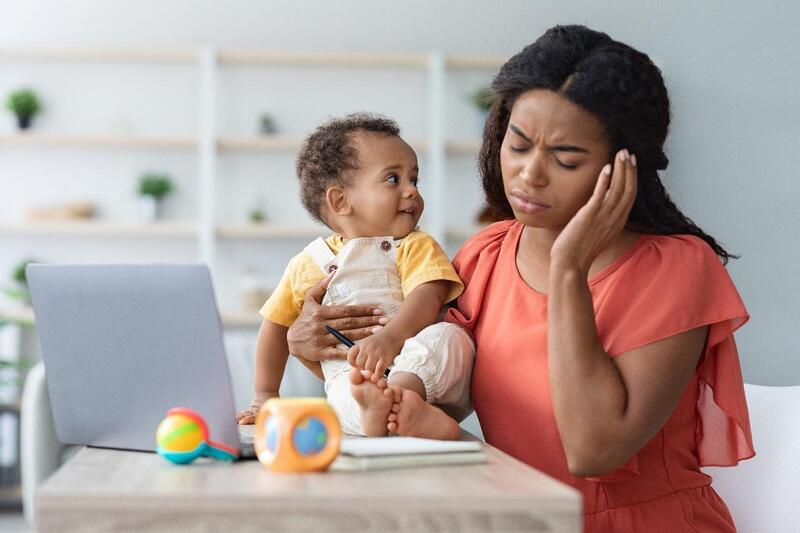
top-left (520, 154), bottom-right (547, 186)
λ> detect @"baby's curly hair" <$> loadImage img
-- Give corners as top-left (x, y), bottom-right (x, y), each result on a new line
top-left (481, 25), bottom-right (736, 263)
top-left (297, 113), bottom-right (400, 225)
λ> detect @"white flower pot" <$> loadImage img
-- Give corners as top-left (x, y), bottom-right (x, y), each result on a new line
top-left (138, 196), bottom-right (161, 221)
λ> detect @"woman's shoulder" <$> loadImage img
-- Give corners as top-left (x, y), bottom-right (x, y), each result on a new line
top-left (627, 233), bottom-right (726, 278)
top-left (455, 220), bottom-right (517, 260)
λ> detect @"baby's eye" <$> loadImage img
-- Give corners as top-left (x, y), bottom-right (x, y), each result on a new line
top-left (386, 175), bottom-right (399, 184)
top-left (411, 177), bottom-right (419, 187)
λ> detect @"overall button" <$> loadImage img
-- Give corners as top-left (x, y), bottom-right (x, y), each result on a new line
top-left (380, 240), bottom-right (391, 252)
top-left (328, 264), bottom-right (338, 274)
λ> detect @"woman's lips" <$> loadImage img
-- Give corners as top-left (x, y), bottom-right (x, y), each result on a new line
top-left (510, 193), bottom-right (551, 214)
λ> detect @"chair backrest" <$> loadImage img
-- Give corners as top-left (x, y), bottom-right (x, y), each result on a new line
top-left (702, 383), bottom-right (800, 533)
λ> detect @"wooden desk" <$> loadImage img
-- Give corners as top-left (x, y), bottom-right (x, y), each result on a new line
top-left (37, 445), bottom-right (581, 532)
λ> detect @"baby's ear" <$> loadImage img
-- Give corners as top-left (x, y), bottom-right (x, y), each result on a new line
top-left (325, 185), bottom-right (352, 216)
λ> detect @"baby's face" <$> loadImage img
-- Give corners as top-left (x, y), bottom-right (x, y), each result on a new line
top-left (343, 133), bottom-right (424, 239)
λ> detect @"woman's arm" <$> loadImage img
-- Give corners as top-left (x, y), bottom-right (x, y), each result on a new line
top-left (547, 149), bottom-right (706, 477)
top-left (286, 274), bottom-right (388, 362)
top-left (347, 280), bottom-right (449, 375)
top-left (548, 266), bottom-right (707, 477)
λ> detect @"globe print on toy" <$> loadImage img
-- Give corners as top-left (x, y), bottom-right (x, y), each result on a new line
top-left (292, 417), bottom-right (328, 456)
top-left (264, 415), bottom-right (280, 454)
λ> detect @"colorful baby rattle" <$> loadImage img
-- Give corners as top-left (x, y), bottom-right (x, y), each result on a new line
top-left (156, 407), bottom-right (238, 464)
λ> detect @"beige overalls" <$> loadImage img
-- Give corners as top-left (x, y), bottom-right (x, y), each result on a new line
top-left (304, 235), bottom-right (475, 435)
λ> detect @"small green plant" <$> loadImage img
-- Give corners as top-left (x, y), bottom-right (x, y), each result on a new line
top-left (137, 173), bottom-right (174, 200)
top-left (249, 209), bottom-right (266, 223)
top-left (2, 258), bottom-right (36, 303)
top-left (469, 86), bottom-right (494, 112)
top-left (5, 88), bottom-right (42, 129)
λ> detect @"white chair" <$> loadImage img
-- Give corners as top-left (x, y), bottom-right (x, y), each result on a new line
top-left (703, 383), bottom-right (800, 533)
top-left (19, 362), bottom-right (75, 524)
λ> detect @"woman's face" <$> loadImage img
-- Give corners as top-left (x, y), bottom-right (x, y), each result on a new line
top-left (500, 89), bottom-right (613, 229)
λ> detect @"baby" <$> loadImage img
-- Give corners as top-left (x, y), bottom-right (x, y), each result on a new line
top-left (235, 113), bottom-right (474, 438)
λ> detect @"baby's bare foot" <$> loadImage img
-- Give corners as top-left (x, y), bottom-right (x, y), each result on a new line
top-left (350, 369), bottom-right (393, 437)
top-left (385, 387), bottom-right (461, 440)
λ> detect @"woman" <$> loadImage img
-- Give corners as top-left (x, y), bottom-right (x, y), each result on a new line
top-left (287, 25), bottom-right (753, 532)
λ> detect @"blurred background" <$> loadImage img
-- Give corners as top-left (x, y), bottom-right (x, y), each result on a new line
top-left (1, 0), bottom-right (798, 526)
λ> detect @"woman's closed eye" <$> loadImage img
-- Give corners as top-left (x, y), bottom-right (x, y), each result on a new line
top-left (554, 156), bottom-right (578, 170)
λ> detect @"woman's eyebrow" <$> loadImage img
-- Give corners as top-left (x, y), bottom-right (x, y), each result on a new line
top-left (550, 144), bottom-right (590, 154)
top-left (509, 124), bottom-right (590, 154)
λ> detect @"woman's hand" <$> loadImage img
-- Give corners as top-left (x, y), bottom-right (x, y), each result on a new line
top-left (550, 149), bottom-right (638, 275)
top-left (286, 273), bottom-right (389, 362)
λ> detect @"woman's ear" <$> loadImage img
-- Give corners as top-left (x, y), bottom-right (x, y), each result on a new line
top-left (325, 185), bottom-right (352, 217)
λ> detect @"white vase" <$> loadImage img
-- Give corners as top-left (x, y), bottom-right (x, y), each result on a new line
top-left (138, 196), bottom-right (160, 221)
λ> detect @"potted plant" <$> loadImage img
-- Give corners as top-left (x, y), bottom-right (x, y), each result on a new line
top-left (469, 86), bottom-right (494, 134)
top-left (137, 173), bottom-right (174, 221)
top-left (1, 258), bottom-right (35, 304)
top-left (5, 89), bottom-right (42, 130)
top-left (258, 113), bottom-right (277, 135)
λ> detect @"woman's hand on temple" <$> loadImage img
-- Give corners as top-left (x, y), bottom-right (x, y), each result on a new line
top-left (550, 149), bottom-right (638, 275)
top-left (286, 273), bottom-right (389, 362)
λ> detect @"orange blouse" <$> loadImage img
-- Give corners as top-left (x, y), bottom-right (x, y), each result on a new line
top-left (446, 220), bottom-right (753, 532)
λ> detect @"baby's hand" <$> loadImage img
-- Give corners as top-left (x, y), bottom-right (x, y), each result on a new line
top-left (235, 391), bottom-right (279, 425)
top-left (347, 332), bottom-right (403, 377)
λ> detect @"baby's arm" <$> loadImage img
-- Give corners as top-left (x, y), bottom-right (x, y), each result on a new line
top-left (348, 279), bottom-right (449, 376)
top-left (236, 319), bottom-right (309, 425)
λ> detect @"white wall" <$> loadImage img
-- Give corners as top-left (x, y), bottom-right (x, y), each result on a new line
top-left (2, 0), bottom-right (798, 390)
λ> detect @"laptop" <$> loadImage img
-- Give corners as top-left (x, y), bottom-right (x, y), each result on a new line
top-left (27, 264), bottom-right (255, 459)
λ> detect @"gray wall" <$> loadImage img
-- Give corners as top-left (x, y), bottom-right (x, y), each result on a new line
top-left (2, 0), bottom-right (798, 384)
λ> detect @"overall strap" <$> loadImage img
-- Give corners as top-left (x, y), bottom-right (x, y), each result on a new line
top-left (304, 237), bottom-right (336, 273)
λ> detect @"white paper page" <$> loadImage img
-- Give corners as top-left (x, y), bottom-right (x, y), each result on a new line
top-left (339, 436), bottom-right (483, 457)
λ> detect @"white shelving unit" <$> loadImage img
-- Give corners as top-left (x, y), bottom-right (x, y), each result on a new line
top-left (0, 46), bottom-right (503, 318)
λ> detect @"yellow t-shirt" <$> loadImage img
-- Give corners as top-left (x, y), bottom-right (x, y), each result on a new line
top-left (260, 230), bottom-right (464, 327)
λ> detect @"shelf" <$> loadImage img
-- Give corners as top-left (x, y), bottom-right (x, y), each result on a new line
top-left (0, 307), bottom-right (260, 329)
top-left (218, 50), bottom-right (428, 69)
top-left (0, 307), bottom-right (34, 326)
top-left (220, 310), bottom-right (263, 328)
top-left (217, 223), bottom-right (328, 239)
top-left (0, 47), bottom-right (505, 71)
top-left (446, 55), bottom-right (506, 70)
top-left (0, 133), bottom-right (196, 150)
top-left (0, 221), bottom-right (197, 238)
top-left (0, 47), bottom-right (197, 63)
top-left (217, 136), bottom-right (305, 152)
top-left (0, 133), bottom-right (479, 154)
top-left (447, 140), bottom-right (482, 155)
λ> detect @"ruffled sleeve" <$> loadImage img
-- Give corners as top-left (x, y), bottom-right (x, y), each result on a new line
top-left (595, 234), bottom-right (753, 468)
top-left (444, 221), bottom-right (515, 337)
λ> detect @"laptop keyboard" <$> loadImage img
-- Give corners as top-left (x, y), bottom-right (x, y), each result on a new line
top-left (237, 425), bottom-right (256, 458)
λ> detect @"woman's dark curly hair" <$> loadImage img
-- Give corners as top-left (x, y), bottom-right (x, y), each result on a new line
top-left (297, 112), bottom-right (400, 225)
top-left (480, 25), bottom-right (736, 263)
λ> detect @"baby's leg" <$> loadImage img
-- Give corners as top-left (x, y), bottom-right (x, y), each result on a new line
top-left (386, 322), bottom-right (475, 440)
top-left (386, 387), bottom-right (462, 440)
top-left (349, 369), bottom-right (395, 437)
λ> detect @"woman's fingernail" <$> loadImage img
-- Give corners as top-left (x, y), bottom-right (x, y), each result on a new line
top-left (371, 326), bottom-right (383, 333)
top-left (378, 317), bottom-right (389, 325)
top-left (619, 150), bottom-right (627, 162)
top-left (372, 308), bottom-right (384, 315)
top-left (631, 154), bottom-right (637, 166)
top-left (603, 164), bottom-right (612, 175)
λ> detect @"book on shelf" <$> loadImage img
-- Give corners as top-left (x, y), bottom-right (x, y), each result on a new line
top-left (330, 436), bottom-right (487, 472)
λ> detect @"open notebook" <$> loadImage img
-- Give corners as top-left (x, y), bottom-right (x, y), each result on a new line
top-left (330, 436), bottom-right (487, 471)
